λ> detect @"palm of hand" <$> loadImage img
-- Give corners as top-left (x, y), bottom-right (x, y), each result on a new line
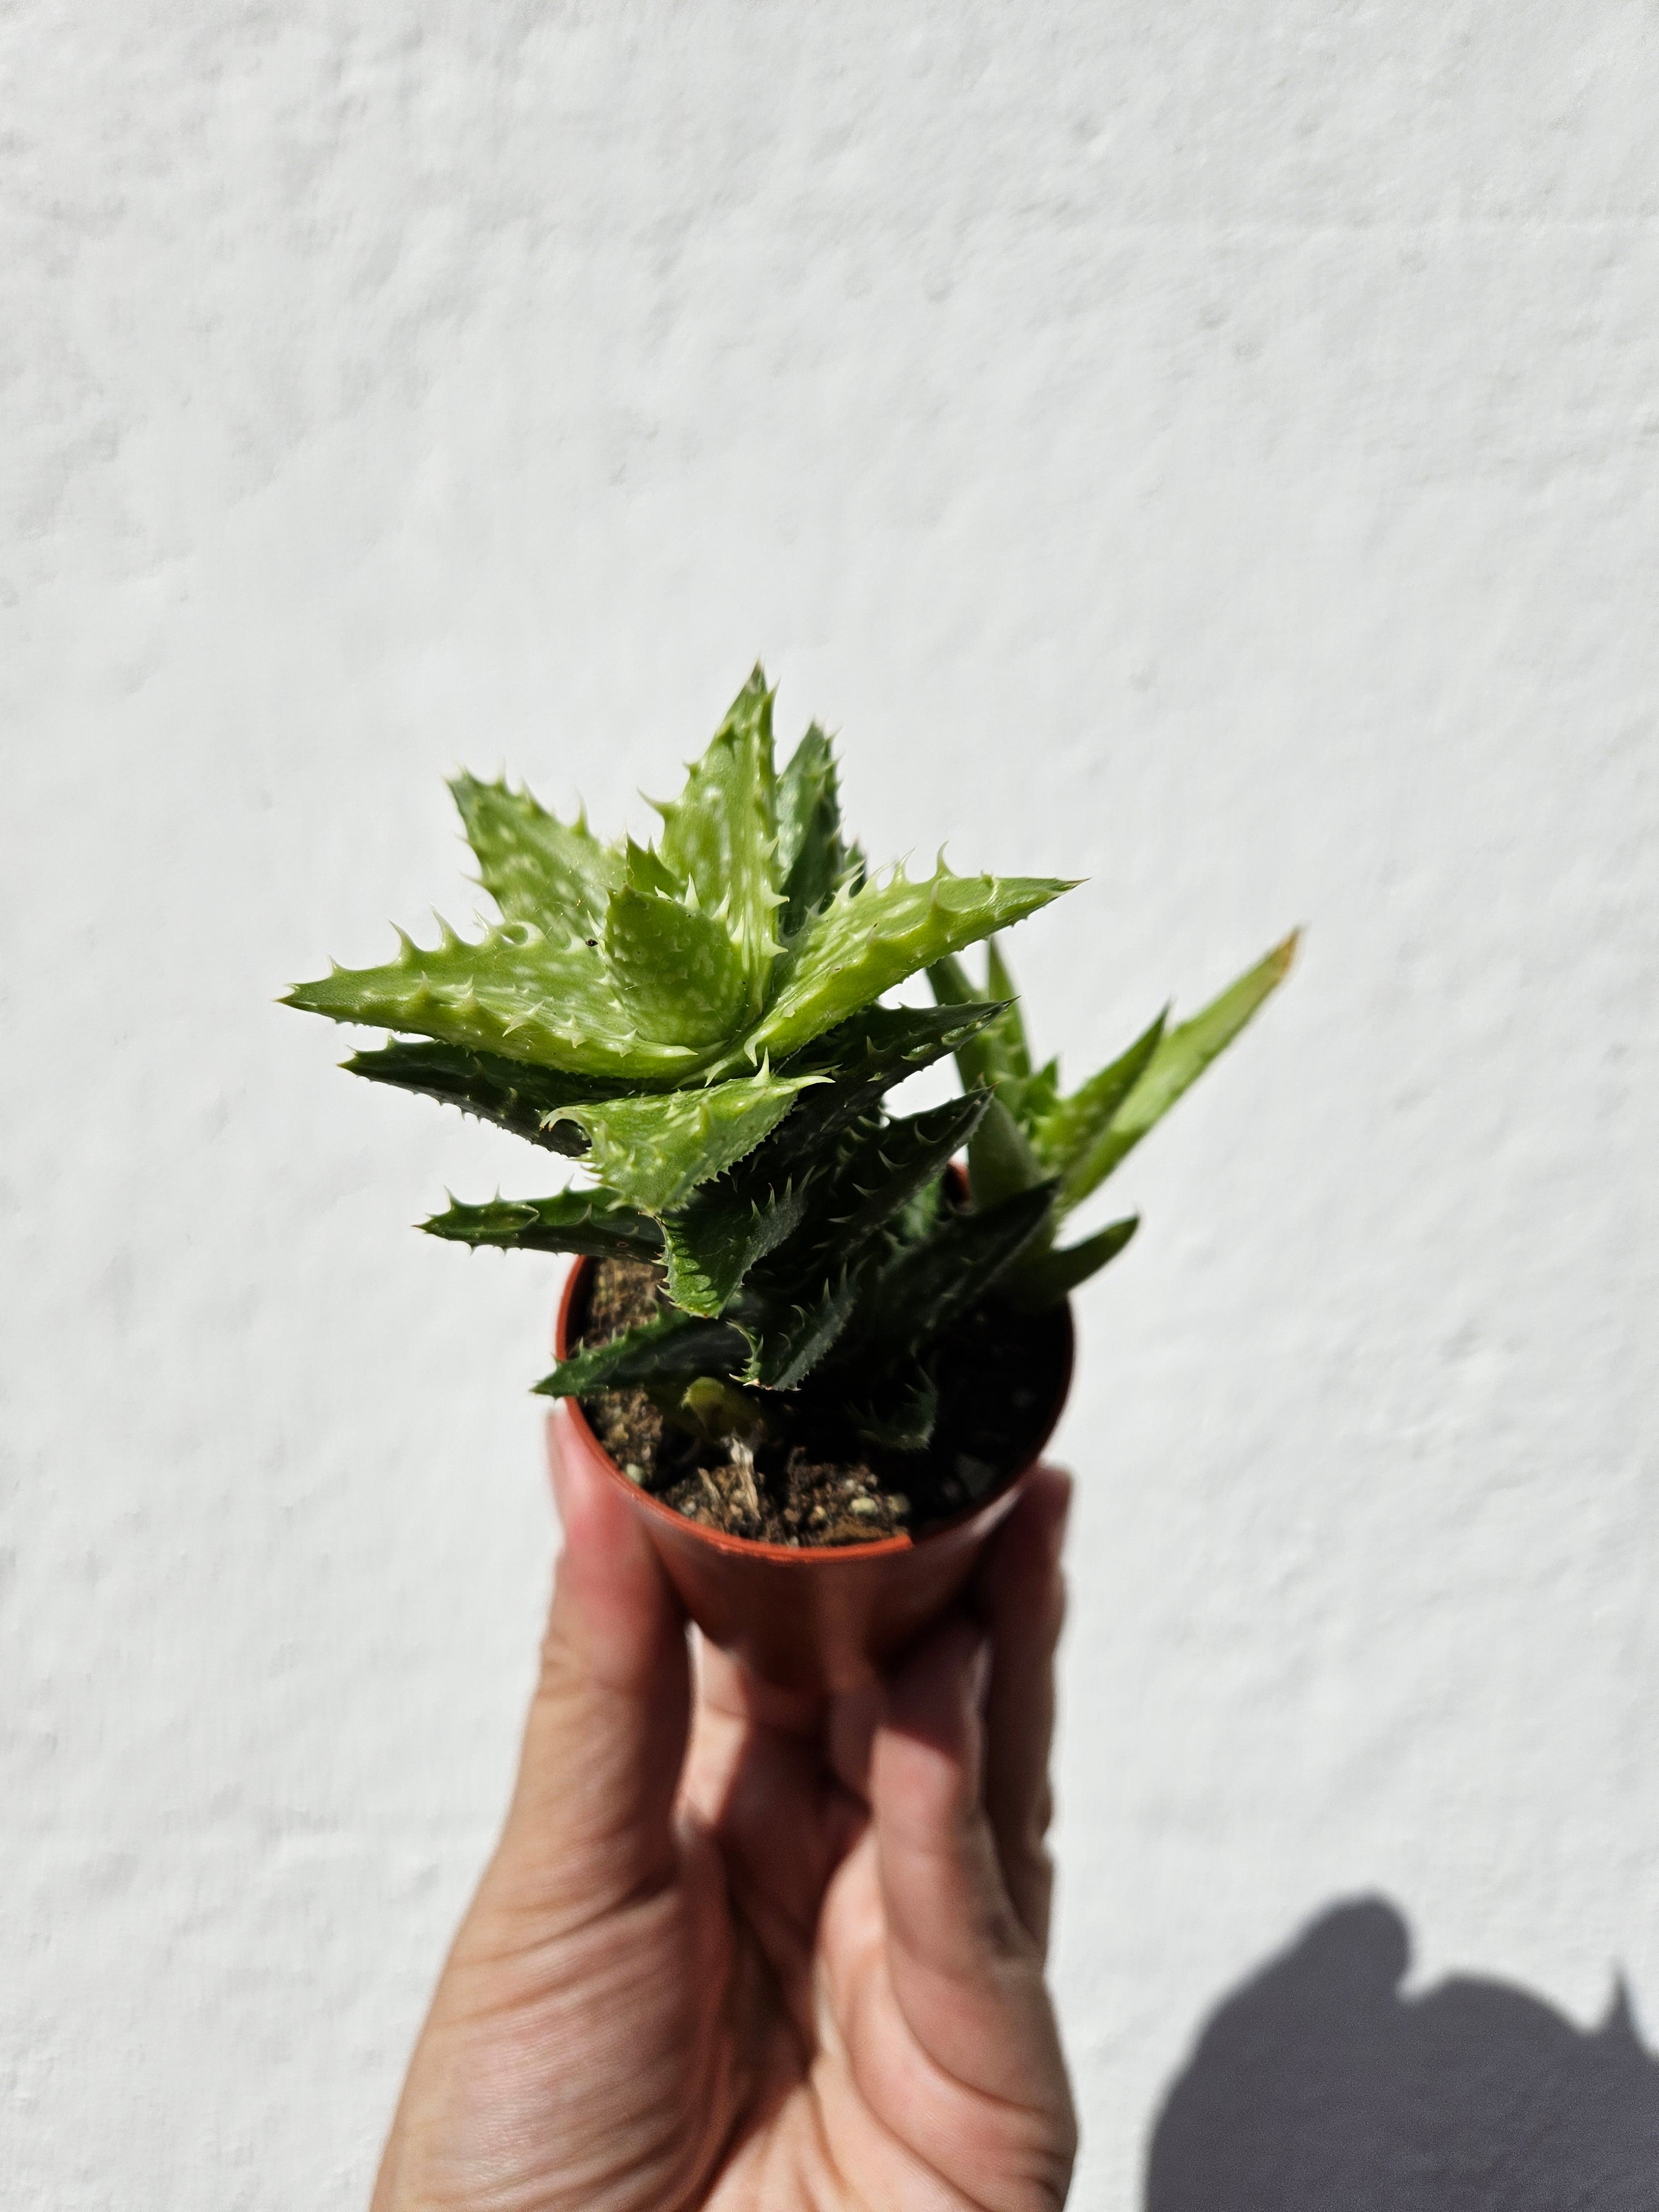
top-left (373, 1440), bottom-right (1074, 2212)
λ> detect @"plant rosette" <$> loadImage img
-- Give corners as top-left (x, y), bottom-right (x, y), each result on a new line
top-left (286, 666), bottom-right (1295, 1690)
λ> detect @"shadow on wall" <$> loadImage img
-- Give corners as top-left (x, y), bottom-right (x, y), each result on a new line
top-left (1146, 1898), bottom-right (1659, 2211)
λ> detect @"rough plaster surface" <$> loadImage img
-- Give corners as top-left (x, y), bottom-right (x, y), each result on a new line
top-left (4, 5), bottom-right (1657, 2204)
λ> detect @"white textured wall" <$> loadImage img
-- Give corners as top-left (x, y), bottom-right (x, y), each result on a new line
top-left (5, 6), bottom-right (1657, 2204)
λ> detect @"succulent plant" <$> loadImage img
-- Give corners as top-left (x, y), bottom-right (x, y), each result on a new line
top-left (285, 666), bottom-right (1293, 1455)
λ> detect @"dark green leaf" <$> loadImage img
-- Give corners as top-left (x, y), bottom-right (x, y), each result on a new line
top-left (739, 1271), bottom-right (862, 1389)
top-left (656, 1053), bottom-right (989, 1318)
top-left (849, 1360), bottom-right (939, 1451)
top-left (855, 1181), bottom-right (1057, 1357)
top-left (775, 724), bottom-right (847, 938)
top-left (926, 952), bottom-right (975, 1005)
top-left (655, 1004), bottom-right (999, 1314)
top-left (420, 1189), bottom-right (662, 1260)
top-left (533, 1311), bottom-right (748, 1397)
top-left (796, 1094), bottom-right (987, 1269)
top-left (928, 939), bottom-right (1029, 1092)
top-left (893, 1172), bottom-right (945, 1246)
top-left (714, 1093), bottom-right (987, 1358)
top-left (768, 1001), bottom-right (1008, 1159)
top-left (661, 1173), bottom-right (813, 1318)
top-left (343, 1037), bottom-right (613, 1152)
top-left (1001, 1214), bottom-right (1139, 1310)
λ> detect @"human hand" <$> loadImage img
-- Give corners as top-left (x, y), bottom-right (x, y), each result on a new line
top-left (371, 1424), bottom-right (1076, 2211)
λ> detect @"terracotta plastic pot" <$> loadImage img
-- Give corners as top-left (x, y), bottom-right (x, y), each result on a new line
top-left (553, 1258), bottom-right (1073, 1694)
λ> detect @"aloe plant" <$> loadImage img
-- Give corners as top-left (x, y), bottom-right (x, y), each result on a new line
top-left (285, 666), bottom-right (1294, 1455)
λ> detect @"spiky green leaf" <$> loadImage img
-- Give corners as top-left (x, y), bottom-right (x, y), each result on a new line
top-left (966, 1093), bottom-right (1047, 1211)
top-left (1057, 934), bottom-right (1298, 1207)
top-left (1001, 1214), bottom-right (1139, 1310)
top-left (1032, 1009), bottom-right (1167, 1194)
top-left (739, 1271), bottom-right (862, 1390)
top-left (534, 1311), bottom-right (748, 1397)
top-left (792, 1095), bottom-right (988, 1274)
top-left (745, 865), bottom-right (1074, 1065)
top-left (768, 1001), bottom-right (1008, 1161)
top-left (602, 885), bottom-right (749, 1047)
top-left (705, 1092), bottom-right (988, 1355)
top-left (928, 941), bottom-right (1030, 1093)
top-left (654, 1003), bottom-right (1003, 1316)
top-left (926, 951), bottom-right (975, 1005)
top-left (653, 666), bottom-right (782, 1015)
top-left (286, 919), bottom-right (706, 1081)
top-left (450, 773), bottom-right (620, 931)
top-left (661, 1174), bottom-right (813, 1318)
top-left (849, 1360), bottom-right (939, 1452)
top-left (775, 724), bottom-right (847, 938)
top-left (855, 1181), bottom-right (1057, 1358)
top-left (420, 1189), bottom-right (663, 1260)
top-left (342, 1037), bottom-right (613, 1152)
top-left (656, 1050), bottom-right (992, 1318)
top-left (894, 1172), bottom-right (945, 1246)
top-left (984, 939), bottom-right (1031, 1077)
top-left (549, 1066), bottom-right (824, 1214)
top-left (624, 837), bottom-right (681, 898)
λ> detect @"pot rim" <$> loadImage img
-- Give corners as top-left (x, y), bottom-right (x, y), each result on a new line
top-left (554, 1253), bottom-right (1073, 1567)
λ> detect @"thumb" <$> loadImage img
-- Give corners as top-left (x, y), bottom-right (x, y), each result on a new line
top-left (870, 1616), bottom-right (1073, 2131)
top-left (471, 1410), bottom-right (691, 1938)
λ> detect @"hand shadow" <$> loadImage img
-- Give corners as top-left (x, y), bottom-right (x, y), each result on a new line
top-left (1146, 1897), bottom-right (1659, 2211)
